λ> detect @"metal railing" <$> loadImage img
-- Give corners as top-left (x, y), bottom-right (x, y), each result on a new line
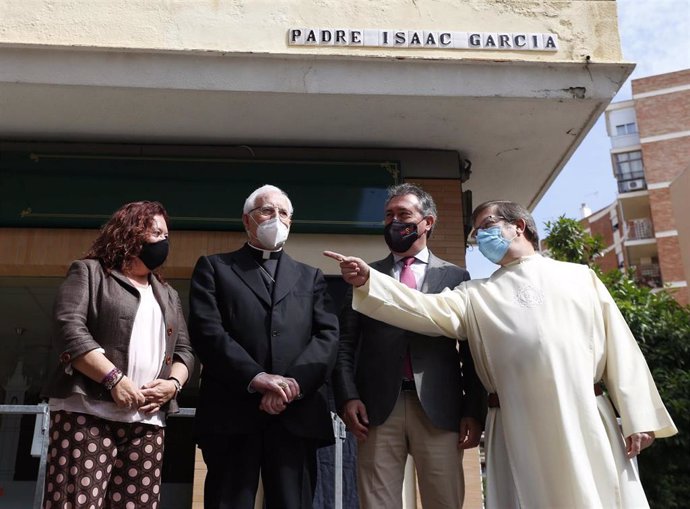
top-left (0, 404), bottom-right (50, 509)
top-left (332, 412), bottom-right (347, 509)
top-left (635, 263), bottom-right (663, 288)
top-left (626, 218), bottom-right (654, 240)
top-left (0, 405), bottom-right (347, 509)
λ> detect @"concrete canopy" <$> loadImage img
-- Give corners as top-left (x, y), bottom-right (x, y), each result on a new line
top-left (0, 47), bottom-right (633, 209)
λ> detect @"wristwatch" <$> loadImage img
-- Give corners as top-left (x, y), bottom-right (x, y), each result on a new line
top-left (167, 376), bottom-right (183, 397)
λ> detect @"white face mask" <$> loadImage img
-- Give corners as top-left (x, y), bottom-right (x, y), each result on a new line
top-left (253, 216), bottom-right (290, 250)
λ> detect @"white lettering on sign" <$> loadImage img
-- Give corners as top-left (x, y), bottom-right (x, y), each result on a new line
top-left (288, 29), bottom-right (558, 51)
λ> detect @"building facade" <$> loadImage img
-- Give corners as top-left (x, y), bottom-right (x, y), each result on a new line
top-left (577, 202), bottom-right (623, 273)
top-left (0, 1), bottom-right (632, 507)
top-left (588, 69), bottom-right (690, 305)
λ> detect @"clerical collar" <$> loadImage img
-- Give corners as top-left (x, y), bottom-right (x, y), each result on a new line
top-left (247, 242), bottom-right (283, 260)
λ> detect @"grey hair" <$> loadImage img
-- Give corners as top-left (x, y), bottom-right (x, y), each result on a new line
top-left (243, 184), bottom-right (294, 215)
top-left (470, 200), bottom-right (539, 249)
top-left (385, 183), bottom-right (438, 237)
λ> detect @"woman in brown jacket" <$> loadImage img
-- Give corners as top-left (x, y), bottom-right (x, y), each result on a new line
top-left (42, 201), bottom-right (195, 509)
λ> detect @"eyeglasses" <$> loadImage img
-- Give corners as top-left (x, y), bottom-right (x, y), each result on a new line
top-left (250, 205), bottom-right (291, 220)
top-left (469, 215), bottom-right (507, 240)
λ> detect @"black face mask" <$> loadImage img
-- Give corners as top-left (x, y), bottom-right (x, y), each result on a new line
top-left (384, 220), bottom-right (422, 253)
top-left (138, 239), bottom-right (169, 270)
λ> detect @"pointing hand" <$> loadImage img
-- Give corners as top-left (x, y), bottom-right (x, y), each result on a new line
top-left (323, 251), bottom-right (371, 287)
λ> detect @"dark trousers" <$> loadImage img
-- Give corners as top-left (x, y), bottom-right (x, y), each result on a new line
top-left (200, 419), bottom-right (318, 509)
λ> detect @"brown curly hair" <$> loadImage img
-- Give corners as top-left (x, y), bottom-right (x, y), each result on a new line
top-left (85, 201), bottom-right (169, 273)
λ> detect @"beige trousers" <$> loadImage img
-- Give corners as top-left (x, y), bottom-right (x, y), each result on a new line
top-left (356, 391), bottom-right (465, 509)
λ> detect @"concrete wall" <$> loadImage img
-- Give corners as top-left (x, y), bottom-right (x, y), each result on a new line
top-left (1, 0), bottom-right (624, 63)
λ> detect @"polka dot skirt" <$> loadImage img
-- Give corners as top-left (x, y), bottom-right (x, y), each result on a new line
top-left (43, 410), bottom-right (165, 509)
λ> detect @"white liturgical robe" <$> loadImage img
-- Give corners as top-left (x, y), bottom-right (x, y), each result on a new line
top-left (353, 254), bottom-right (677, 509)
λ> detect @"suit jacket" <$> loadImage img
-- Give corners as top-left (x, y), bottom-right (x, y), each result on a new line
top-left (189, 244), bottom-right (339, 443)
top-left (333, 252), bottom-right (485, 431)
top-left (42, 259), bottom-right (196, 414)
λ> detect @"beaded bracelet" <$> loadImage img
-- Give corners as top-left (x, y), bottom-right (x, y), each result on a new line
top-left (102, 367), bottom-right (124, 391)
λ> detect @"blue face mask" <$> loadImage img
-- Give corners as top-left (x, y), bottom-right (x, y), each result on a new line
top-left (476, 225), bottom-right (514, 264)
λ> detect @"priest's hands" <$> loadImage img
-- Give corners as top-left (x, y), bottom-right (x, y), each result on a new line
top-left (252, 373), bottom-right (302, 415)
top-left (260, 392), bottom-right (289, 415)
top-left (625, 431), bottom-right (655, 458)
top-left (323, 251), bottom-right (370, 287)
top-left (251, 373), bottom-right (301, 402)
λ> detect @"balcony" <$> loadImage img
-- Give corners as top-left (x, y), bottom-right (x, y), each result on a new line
top-left (610, 132), bottom-right (641, 149)
top-left (635, 263), bottom-right (663, 289)
top-left (626, 218), bottom-right (654, 240)
top-left (624, 218), bottom-right (657, 262)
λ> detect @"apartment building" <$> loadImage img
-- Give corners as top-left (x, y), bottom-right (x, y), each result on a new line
top-left (582, 69), bottom-right (690, 305)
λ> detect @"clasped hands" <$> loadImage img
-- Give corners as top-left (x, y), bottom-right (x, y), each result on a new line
top-left (251, 373), bottom-right (302, 415)
top-left (244, 250), bottom-right (363, 417)
top-left (110, 376), bottom-right (178, 413)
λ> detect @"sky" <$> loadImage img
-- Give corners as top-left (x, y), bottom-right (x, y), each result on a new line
top-left (465, 0), bottom-right (690, 278)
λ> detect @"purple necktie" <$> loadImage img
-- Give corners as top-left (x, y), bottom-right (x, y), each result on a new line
top-left (400, 257), bottom-right (416, 380)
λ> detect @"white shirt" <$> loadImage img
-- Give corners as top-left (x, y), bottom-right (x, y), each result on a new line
top-left (50, 282), bottom-right (167, 426)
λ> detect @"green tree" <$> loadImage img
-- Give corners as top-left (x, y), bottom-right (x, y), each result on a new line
top-left (543, 215), bottom-right (604, 264)
top-left (544, 216), bottom-right (690, 508)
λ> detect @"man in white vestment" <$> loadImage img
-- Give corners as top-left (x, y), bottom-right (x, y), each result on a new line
top-left (324, 200), bottom-right (677, 509)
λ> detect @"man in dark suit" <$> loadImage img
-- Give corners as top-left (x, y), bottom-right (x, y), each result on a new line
top-left (189, 184), bottom-right (339, 509)
top-left (333, 183), bottom-right (486, 509)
